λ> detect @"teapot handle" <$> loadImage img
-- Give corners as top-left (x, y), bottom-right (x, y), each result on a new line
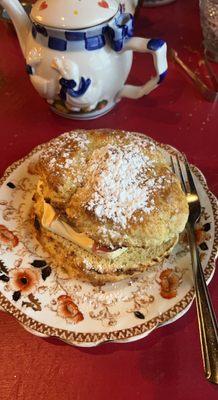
top-left (116, 37), bottom-right (167, 100)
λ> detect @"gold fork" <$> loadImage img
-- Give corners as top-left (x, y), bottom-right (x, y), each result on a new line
top-left (170, 153), bottom-right (218, 384)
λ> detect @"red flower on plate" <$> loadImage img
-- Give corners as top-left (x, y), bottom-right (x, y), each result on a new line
top-left (0, 225), bottom-right (18, 249)
top-left (9, 268), bottom-right (40, 295)
top-left (57, 295), bottom-right (84, 323)
top-left (158, 268), bottom-right (180, 299)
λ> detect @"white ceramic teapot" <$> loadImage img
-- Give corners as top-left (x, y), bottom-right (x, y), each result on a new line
top-left (1, 0), bottom-right (168, 119)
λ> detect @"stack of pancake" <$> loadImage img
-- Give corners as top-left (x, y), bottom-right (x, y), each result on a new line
top-left (31, 129), bottom-right (188, 284)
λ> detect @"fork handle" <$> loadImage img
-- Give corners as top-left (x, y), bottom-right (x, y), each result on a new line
top-left (187, 224), bottom-right (218, 384)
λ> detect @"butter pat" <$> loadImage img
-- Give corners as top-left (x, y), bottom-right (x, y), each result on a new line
top-left (41, 202), bottom-right (127, 259)
top-left (42, 202), bottom-right (94, 250)
top-left (42, 202), bottom-right (57, 227)
top-left (47, 218), bottom-right (94, 251)
top-left (95, 247), bottom-right (127, 260)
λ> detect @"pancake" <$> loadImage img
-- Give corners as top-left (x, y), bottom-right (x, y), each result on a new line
top-left (31, 129), bottom-right (189, 284)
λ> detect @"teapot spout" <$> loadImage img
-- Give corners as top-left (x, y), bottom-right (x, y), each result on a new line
top-left (0, 0), bottom-right (31, 56)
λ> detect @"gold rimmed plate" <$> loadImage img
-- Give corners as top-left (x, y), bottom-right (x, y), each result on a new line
top-left (0, 134), bottom-right (217, 347)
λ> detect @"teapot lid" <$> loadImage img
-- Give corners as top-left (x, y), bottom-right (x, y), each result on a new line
top-left (31, 0), bottom-right (119, 30)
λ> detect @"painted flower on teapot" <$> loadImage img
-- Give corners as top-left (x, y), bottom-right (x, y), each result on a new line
top-left (0, 0), bottom-right (167, 119)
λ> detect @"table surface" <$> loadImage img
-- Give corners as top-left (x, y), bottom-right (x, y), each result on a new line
top-left (0, 0), bottom-right (217, 399)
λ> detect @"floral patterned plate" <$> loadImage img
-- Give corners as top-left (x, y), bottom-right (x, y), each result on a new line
top-left (0, 136), bottom-right (217, 347)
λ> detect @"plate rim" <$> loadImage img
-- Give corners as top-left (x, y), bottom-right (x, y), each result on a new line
top-left (0, 133), bottom-right (217, 346)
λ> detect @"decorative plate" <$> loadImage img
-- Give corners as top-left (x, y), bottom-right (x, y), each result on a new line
top-left (0, 135), bottom-right (217, 347)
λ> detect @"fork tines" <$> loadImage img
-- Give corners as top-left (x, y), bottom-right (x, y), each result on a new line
top-left (170, 154), bottom-right (187, 194)
top-left (170, 153), bottom-right (198, 196)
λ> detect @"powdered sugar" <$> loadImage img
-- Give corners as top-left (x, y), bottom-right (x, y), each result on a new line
top-left (83, 258), bottom-right (94, 271)
top-left (60, 130), bottom-right (90, 150)
top-left (44, 130), bottom-right (89, 169)
top-left (41, 130), bottom-right (90, 184)
top-left (39, 131), bottom-right (172, 226)
top-left (124, 131), bottom-right (157, 153)
top-left (85, 144), bottom-right (158, 228)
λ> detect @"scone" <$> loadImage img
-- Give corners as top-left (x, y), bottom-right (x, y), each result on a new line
top-left (31, 129), bottom-right (189, 284)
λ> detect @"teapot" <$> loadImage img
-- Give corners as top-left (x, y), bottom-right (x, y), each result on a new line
top-left (1, 0), bottom-right (168, 119)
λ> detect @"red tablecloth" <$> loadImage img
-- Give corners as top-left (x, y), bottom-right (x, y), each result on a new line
top-left (0, 1), bottom-right (217, 399)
